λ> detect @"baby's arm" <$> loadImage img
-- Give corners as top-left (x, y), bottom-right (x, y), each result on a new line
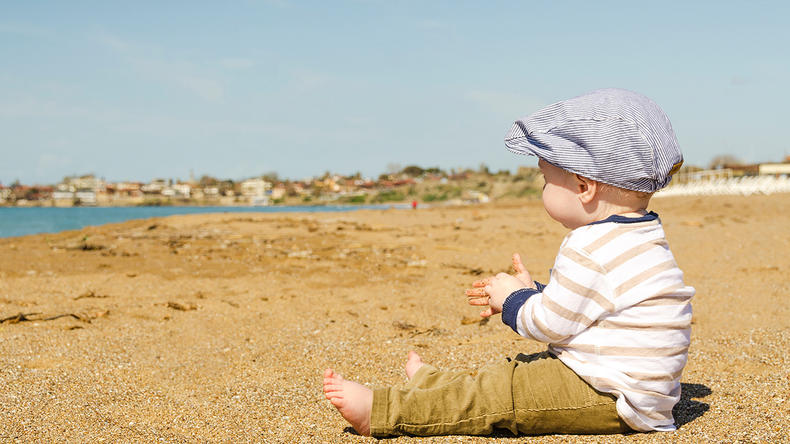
top-left (503, 246), bottom-right (611, 342)
top-left (466, 253), bottom-right (537, 317)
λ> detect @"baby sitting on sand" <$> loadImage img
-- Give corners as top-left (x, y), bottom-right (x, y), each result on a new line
top-left (323, 88), bottom-right (695, 437)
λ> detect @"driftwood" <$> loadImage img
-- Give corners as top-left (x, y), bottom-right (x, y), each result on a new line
top-left (1, 311), bottom-right (109, 324)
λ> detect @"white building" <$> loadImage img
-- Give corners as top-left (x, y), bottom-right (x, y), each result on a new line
top-left (172, 183), bottom-right (192, 198)
top-left (240, 178), bottom-right (272, 205)
top-left (74, 190), bottom-right (97, 205)
top-left (141, 179), bottom-right (168, 194)
top-left (759, 163), bottom-right (790, 176)
top-left (0, 187), bottom-right (11, 203)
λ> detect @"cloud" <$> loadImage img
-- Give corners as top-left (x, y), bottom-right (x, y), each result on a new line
top-left (178, 75), bottom-right (225, 102)
top-left (289, 68), bottom-right (330, 90)
top-left (730, 76), bottom-right (751, 86)
top-left (220, 57), bottom-right (256, 70)
top-left (463, 90), bottom-right (545, 116)
top-left (415, 19), bottom-right (450, 31)
top-left (0, 22), bottom-right (49, 37)
top-left (94, 32), bottom-right (226, 102)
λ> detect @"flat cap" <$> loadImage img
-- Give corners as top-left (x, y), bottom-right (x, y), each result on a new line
top-left (504, 88), bottom-right (683, 193)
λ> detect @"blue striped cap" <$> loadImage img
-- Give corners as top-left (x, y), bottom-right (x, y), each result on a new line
top-left (504, 88), bottom-right (683, 193)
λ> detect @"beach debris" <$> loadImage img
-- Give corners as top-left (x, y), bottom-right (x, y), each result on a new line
top-left (167, 301), bottom-right (197, 311)
top-left (1, 312), bottom-right (40, 324)
top-left (440, 262), bottom-right (487, 275)
top-left (60, 236), bottom-right (107, 251)
top-left (403, 326), bottom-right (450, 338)
top-left (406, 259), bottom-right (428, 267)
top-left (1, 310), bottom-right (108, 324)
top-left (287, 249), bottom-right (313, 258)
top-left (392, 321), bottom-right (416, 330)
top-left (73, 289), bottom-right (109, 300)
top-left (461, 315), bottom-right (490, 326)
top-left (391, 321), bottom-right (447, 337)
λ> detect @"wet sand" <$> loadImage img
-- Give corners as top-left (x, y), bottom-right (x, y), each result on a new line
top-left (1, 194), bottom-right (788, 442)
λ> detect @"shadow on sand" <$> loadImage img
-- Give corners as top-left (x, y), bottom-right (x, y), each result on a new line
top-left (673, 382), bottom-right (712, 428)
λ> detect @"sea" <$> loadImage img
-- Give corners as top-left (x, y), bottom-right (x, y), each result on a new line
top-left (0, 205), bottom-right (406, 238)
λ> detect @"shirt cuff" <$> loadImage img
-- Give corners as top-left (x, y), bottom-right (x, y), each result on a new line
top-left (502, 287), bottom-right (540, 333)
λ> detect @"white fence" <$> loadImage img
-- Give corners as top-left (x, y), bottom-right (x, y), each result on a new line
top-left (655, 176), bottom-right (790, 197)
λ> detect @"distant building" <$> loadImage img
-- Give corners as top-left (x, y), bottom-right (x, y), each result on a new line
top-left (0, 185), bottom-right (12, 204)
top-left (271, 185), bottom-right (286, 200)
top-left (171, 183), bottom-right (192, 198)
top-left (759, 163), bottom-right (790, 176)
top-left (61, 174), bottom-right (105, 192)
top-left (141, 179), bottom-right (168, 194)
top-left (202, 186), bottom-right (220, 197)
top-left (75, 190), bottom-right (97, 206)
top-left (240, 178), bottom-right (272, 205)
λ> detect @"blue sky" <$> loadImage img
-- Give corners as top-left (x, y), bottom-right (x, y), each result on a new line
top-left (1, 1), bottom-right (788, 184)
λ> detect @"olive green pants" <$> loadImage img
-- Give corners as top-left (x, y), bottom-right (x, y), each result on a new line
top-left (370, 351), bottom-right (632, 437)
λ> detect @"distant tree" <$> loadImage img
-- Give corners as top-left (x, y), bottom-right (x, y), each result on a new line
top-left (424, 167), bottom-right (444, 175)
top-left (218, 179), bottom-right (235, 193)
top-left (401, 165), bottom-right (424, 177)
top-left (478, 163), bottom-right (490, 175)
top-left (199, 175), bottom-right (219, 186)
top-left (262, 171), bottom-right (279, 183)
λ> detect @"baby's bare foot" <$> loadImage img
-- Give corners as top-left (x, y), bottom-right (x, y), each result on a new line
top-left (405, 350), bottom-right (425, 379)
top-left (322, 368), bottom-right (372, 436)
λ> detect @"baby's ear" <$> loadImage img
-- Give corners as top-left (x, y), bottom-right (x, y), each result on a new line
top-left (575, 174), bottom-right (598, 204)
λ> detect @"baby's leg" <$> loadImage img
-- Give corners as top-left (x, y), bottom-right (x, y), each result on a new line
top-left (322, 368), bottom-right (373, 436)
top-left (322, 351), bottom-right (426, 436)
top-left (371, 357), bottom-right (520, 436)
top-left (405, 350), bottom-right (424, 379)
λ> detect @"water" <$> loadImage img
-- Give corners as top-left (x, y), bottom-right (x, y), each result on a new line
top-left (0, 205), bottom-right (405, 238)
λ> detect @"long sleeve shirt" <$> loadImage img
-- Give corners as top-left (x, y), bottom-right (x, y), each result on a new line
top-left (502, 212), bottom-right (695, 432)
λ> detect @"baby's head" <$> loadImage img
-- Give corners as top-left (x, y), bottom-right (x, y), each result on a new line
top-left (505, 88), bottom-right (683, 228)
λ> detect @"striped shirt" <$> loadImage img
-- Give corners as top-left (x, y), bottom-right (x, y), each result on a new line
top-left (501, 212), bottom-right (694, 432)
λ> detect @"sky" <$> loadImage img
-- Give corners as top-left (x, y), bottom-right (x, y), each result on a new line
top-left (1, 1), bottom-right (788, 185)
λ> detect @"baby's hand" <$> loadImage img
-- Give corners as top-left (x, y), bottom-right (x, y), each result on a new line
top-left (510, 253), bottom-right (534, 288)
top-left (465, 253), bottom-right (536, 318)
top-left (483, 273), bottom-right (528, 317)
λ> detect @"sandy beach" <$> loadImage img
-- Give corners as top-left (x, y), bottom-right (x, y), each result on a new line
top-left (1, 194), bottom-right (788, 443)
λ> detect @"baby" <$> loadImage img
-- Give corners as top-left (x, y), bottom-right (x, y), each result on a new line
top-left (323, 88), bottom-right (694, 436)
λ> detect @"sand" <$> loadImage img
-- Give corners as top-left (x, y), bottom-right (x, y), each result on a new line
top-left (1, 194), bottom-right (788, 443)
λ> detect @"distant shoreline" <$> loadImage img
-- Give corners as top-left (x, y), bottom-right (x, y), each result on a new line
top-left (0, 203), bottom-right (414, 238)
top-left (0, 199), bottom-right (415, 209)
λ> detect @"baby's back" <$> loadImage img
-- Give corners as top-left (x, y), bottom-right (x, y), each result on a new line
top-left (548, 214), bottom-right (694, 431)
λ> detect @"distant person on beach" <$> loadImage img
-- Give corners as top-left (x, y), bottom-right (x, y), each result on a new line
top-left (323, 89), bottom-right (695, 437)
